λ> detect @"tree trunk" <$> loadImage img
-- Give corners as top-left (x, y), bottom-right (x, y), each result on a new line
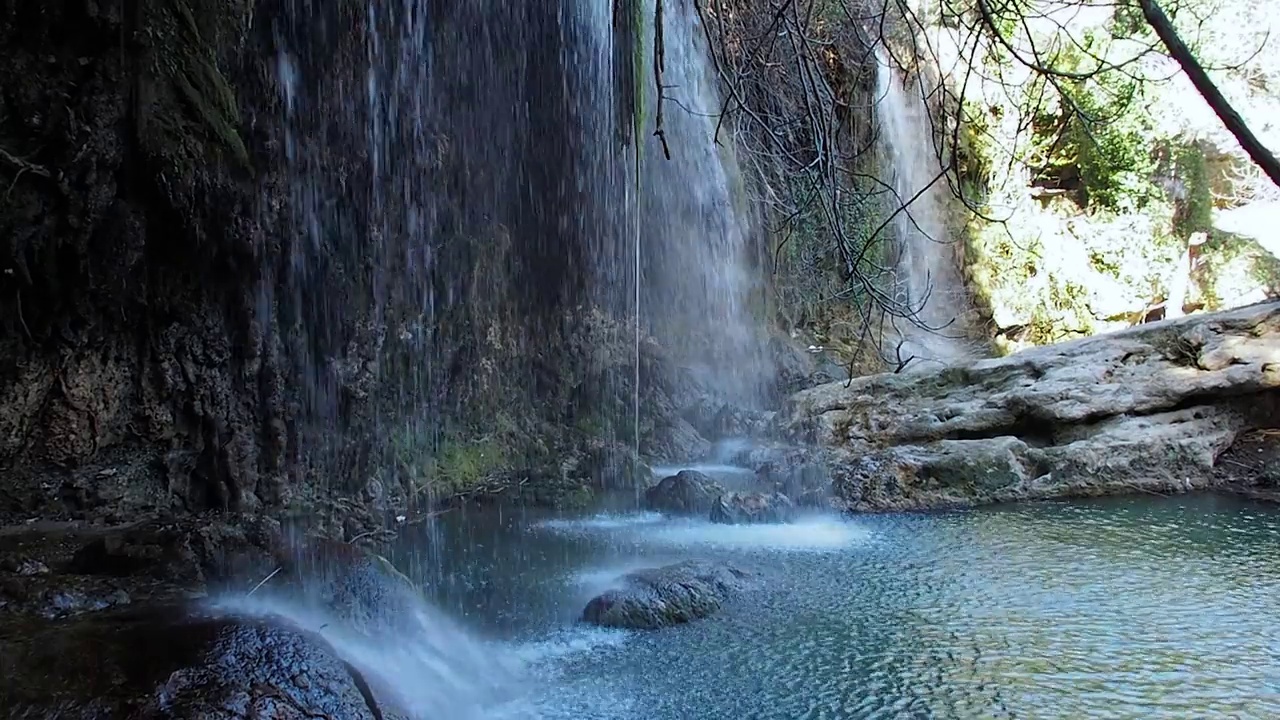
top-left (1138, 0), bottom-right (1280, 189)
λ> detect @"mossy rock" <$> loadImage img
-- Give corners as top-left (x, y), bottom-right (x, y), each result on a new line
top-left (136, 0), bottom-right (251, 175)
top-left (429, 439), bottom-right (510, 496)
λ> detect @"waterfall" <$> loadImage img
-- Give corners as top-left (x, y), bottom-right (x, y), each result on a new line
top-left (636, 0), bottom-right (773, 409)
top-left (235, 0), bottom-right (772, 713)
top-left (874, 52), bottom-right (976, 368)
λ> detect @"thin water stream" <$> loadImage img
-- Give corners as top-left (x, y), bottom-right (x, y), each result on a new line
top-left (875, 52), bottom-right (979, 368)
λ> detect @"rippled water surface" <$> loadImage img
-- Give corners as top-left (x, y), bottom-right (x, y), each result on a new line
top-left (389, 494), bottom-right (1280, 719)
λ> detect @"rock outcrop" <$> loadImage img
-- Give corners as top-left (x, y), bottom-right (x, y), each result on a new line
top-left (580, 560), bottom-right (754, 630)
top-left (709, 491), bottom-right (796, 524)
top-left (642, 471), bottom-right (725, 515)
top-left (1, 605), bottom-right (404, 719)
top-left (775, 301), bottom-right (1280, 510)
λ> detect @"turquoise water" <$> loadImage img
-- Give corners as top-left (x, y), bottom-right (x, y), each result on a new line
top-left (389, 494), bottom-right (1280, 719)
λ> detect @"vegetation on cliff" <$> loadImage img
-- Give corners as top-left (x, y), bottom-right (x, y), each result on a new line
top-left (901, 0), bottom-right (1280, 350)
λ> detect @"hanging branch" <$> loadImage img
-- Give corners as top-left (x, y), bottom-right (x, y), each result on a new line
top-left (613, 0), bottom-right (637, 147)
top-left (652, 0), bottom-right (672, 160)
top-left (1137, 0), bottom-right (1280, 189)
top-left (691, 0), bottom-right (954, 369)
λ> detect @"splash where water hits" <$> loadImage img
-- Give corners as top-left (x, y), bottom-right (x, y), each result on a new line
top-left (205, 506), bottom-right (872, 719)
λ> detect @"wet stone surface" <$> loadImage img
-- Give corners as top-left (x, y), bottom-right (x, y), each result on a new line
top-left (581, 559), bottom-right (756, 630)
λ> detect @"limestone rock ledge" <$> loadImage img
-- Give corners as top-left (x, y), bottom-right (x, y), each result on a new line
top-left (774, 301), bottom-right (1280, 510)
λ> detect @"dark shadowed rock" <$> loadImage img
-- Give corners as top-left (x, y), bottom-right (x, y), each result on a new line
top-left (580, 560), bottom-right (754, 630)
top-left (0, 515), bottom-right (280, 623)
top-left (709, 491), bottom-right (797, 525)
top-left (768, 335), bottom-right (818, 398)
top-left (66, 515), bottom-right (281, 591)
top-left (754, 456), bottom-right (833, 507)
top-left (643, 471), bottom-right (725, 515)
top-left (0, 604), bottom-right (401, 719)
top-left (682, 400), bottom-right (774, 441)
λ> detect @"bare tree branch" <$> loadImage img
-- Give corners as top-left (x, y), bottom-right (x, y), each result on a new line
top-left (1137, 0), bottom-right (1280, 188)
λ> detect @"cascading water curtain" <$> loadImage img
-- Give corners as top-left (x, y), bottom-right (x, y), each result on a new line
top-left (633, 0), bottom-right (647, 505)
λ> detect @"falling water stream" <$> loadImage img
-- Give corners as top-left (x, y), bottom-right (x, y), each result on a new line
top-left (231, 0), bottom-right (773, 715)
top-left (874, 51), bottom-right (977, 368)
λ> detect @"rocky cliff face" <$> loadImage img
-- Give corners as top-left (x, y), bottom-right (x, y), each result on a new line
top-left (0, 0), bottom-right (781, 536)
top-left (775, 301), bottom-right (1280, 510)
top-left (0, 0), bottom-right (297, 524)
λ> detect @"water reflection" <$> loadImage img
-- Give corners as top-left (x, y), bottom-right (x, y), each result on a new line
top-left (390, 495), bottom-right (1280, 719)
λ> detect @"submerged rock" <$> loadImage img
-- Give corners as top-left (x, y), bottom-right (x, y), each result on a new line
top-left (581, 560), bottom-right (753, 630)
top-left (710, 491), bottom-right (797, 524)
top-left (643, 470), bottom-right (725, 515)
top-left (0, 604), bottom-right (398, 719)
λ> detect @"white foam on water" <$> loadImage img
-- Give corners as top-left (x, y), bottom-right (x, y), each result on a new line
top-left (571, 561), bottom-right (658, 592)
top-left (507, 625), bottom-right (633, 667)
top-left (536, 510), bottom-right (872, 554)
top-left (638, 516), bottom-right (872, 552)
top-left (535, 511), bottom-right (667, 533)
top-left (650, 464), bottom-right (756, 478)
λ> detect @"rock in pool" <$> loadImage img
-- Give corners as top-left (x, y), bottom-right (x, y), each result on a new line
top-left (709, 491), bottom-right (797, 525)
top-left (0, 603), bottom-right (402, 719)
top-left (581, 560), bottom-right (753, 630)
top-left (642, 470), bottom-right (725, 515)
top-left (271, 535), bottom-right (422, 635)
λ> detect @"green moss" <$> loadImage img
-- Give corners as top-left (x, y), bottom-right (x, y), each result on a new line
top-left (391, 424), bottom-right (512, 499)
top-left (141, 0), bottom-right (250, 173)
top-left (430, 439), bottom-right (507, 494)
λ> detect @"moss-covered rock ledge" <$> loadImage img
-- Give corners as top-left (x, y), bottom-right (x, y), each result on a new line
top-left (774, 301), bottom-right (1280, 510)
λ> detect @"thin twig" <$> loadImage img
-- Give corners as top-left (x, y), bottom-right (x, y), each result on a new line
top-left (247, 566), bottom-right (282, 596)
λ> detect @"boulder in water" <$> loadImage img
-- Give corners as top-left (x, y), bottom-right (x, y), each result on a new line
top-left (642, 470), bottom-right (725, 515)
top-left (709, 491), bottom-right (797, 525)
top-left (270, 537), bottom-right (422, 635)
top-left (0, 604), bottom-right (401, 719)
top-left (581, 560), bottom-right (753, 630)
